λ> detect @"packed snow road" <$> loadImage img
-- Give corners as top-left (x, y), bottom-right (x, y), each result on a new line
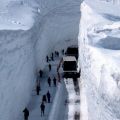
top-left (24, 51), bottom-right (80, 120)
top-left (26, 55), bottom-right (66, 120)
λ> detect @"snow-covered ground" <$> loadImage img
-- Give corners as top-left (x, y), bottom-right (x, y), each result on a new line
top-left (0, 0), bottom-right (35, 30)
top-left (79, 0), bottom-right (120, 120)
top-left (26, 54), bottom-right (67, 120)
top-left (19, 49), bottom-right (80, 120)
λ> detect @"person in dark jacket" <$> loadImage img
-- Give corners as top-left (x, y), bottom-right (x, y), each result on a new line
top-left (42, 94), bottom-right (47, 103)
top-left (55, 51), bottom-right (57, 57)
top-left (48, 64), bottom-right (51, 71)
top-left (62, 49), bottom-right (64, 55)
top-left (39, 70), bottom-right (43, 78)
top-left (47, 77), bottom-right (51, 87)
top-left (53, 77), bottom-right (57, 87)
top-left (36, 85), bottom-right (40, 95)
top-left (46, 91), bottom-right (51, 103)
top-left (46, 55), bottom-right (49, 62)
top-left (23, 107), bottom-right (29, 120)
top-left (51, 52), bottom-right (54, 61)
top-left (40, 102), bottom-right (45, 116)
top-left (56, 51), bottom-right (59, 57)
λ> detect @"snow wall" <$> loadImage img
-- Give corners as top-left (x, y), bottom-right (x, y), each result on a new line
top-left (0, 0), bottom-right (81, 120)
top-left (79, 1), bottom-right (120, 120)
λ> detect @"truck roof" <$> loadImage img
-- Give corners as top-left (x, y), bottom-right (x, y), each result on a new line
top-left (63, 56), bottom-right (76, 62)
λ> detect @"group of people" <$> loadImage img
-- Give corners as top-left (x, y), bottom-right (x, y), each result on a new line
top-left (47, 76), bottom-right (57, 87)
top-left (23, 49), bottom-right (63, 120)
top-left (46, 50), bottom-right (62, 63)
top-left (40, 90), bottom-right (51, 116)
top-left (46, 53), bottom-right (55, 63)
top-left (36, 69), bottom-right (43, 95)
top-left (39, 52), bottom-right (60, 117)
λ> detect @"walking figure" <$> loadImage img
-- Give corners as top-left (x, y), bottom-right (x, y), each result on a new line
top-left (42, 94), bottom-right (47, 103)
top-left (53, 77), bottom-right (57, 87)
top-left (48, 64), bottom-right (51, 71)
top-left (62, 49), bottom-right (64, 55)
top-left (74, 112), bottom-right (80, 120)
top-left (46, 55), bottom-right (49, 63)
top-left (23, 107), bottom-right (29, 120)
top-left (40, 102), bottom-right (45, 116)
top-left (55, 51), bottom-right (57, 57)
top-left (36, 85), bottom-right (40, 95)
top-left (47, 77), bottom-right (51, 87)
top-left (51, 52), bottom-right (54, 61)
top-left (39, 69), bottom-right (43, 78)
top-left (46, 91), bottom-right (51, 103)
top-left (56, 51), bottom-right (59, 57)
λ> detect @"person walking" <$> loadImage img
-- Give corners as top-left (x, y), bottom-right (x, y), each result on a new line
top-left (47, 77), bottom-right (51, 87)
top-left (46, 91), bottom-right (51, 103)
top-left (42, 94), bottom-right (47, 103)
top-left (40, 102), bottom-right (45, 116)
top-left (53, 77), bottom-right (57, 87)
top-left (39, 69), bottom-right (43, 78)
top-left (55, 51), bottom-right (57, 57)
top-left (36, 85), bottom-right (40, 95)
top-left (46, 55), bottom-right (49, 63)
top-left (51, 52), bottom-right (54, 61)
top-left (23, 107), bottom-right (29, 120)
top-left (56, 51), bottom-right (59, 57)
top-left (62, 49), bottom-right (64, 55)
top-left (74, 112), bottom-right (80, 120)
top-left (48, 64), bottom-right (51, 71)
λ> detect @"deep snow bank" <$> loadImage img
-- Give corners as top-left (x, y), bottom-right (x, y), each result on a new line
top-left (79, 1), bottom-right (120, 120)
top-left (0, 30), bottom-right (36, 120)
top-left (0, 0), bottom-right (81, 120)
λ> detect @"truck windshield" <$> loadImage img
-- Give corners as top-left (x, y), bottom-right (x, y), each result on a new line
top-left (63, 61), bottom-right (77, 71)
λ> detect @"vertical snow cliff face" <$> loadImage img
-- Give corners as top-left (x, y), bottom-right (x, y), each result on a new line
top-left (0, 30), bottom-right (36, 120)
top-left (79, 1), bottom-right (120, 120)
top-left (0, 0), bottom-right (81, 120)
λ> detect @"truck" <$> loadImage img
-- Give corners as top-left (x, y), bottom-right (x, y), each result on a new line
top-left (65, 45), bottom-right (78, 59)
top-left (62, 56), bottom-right (80, 78)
